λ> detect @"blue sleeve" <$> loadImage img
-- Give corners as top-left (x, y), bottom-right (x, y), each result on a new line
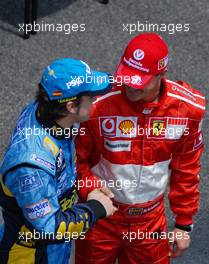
top-left (4, 165), bottom-right (105, 240)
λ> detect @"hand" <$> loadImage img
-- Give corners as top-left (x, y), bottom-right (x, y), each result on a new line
top-left (99, 186), bottom-right (114, 199)
top-left (87, 189), bottom-right (117, 217)
top-left (169, 228), bottom-right (191, 258)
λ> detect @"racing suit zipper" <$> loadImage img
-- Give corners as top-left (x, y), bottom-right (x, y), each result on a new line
top-left (140, 113), bottom-right (146, 178)
top-left (137, 112), bottom-right (146, 189)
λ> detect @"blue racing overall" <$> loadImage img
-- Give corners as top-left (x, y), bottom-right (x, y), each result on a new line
top-left (0, 102), bottom-right (105, 264)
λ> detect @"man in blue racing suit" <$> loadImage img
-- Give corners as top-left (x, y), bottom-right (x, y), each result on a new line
top-left (0, 58), bottom-right (116, 264)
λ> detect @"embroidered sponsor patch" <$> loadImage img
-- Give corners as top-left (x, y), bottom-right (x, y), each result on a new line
top-left (148, 117), bottom-right (188, 140)
top-left (148, 118), bottom-right (167, 138)
top-left (18, 172), bottom-right (43, 193)
top-left (123, 57), bottom-right (150, 73)
top-left (30, 154), bottom-right (55, 171)
top-left (100, 117), bottom-right (117, 137)
top-left (57, 172), bottom-right (68, 196)
top-left (66, 76), bottom-right (84, 89)
top-left (158, 56), bottom-right (168, 70)
top-left (118, 119), bottom-right (135, 135)
top-left (99, 116), bottom-right (138, 138)
top-left (128, 201), bottom-right (161, 216)
top-left (59, 188), bottom-right (77, 212)
top-left (25, 199), bottom-right (51, 220)
top-left (131, 75), bottom-right (142, 86)
top-left (128, 208), bottom-right (143, 216)
top-left (56, 148), bottom-right (66, 173)
top-left (104, 139), bottom-right (131, 152)
top-left (165, 118), bottom-right (188, 139)
top-left (142, 108), bottom-right (153, 115)
top-left (117, 117), bottom-right (137, 137)
top-left (133, 49), bottom-right (145, 61)
top-left (152, 120), bottom-right (165, 136)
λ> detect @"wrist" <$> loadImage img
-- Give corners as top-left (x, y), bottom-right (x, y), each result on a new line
top-left (175, 223), bottom-right (194, 232)
top-left (85, 199), bottom-right (106, 220)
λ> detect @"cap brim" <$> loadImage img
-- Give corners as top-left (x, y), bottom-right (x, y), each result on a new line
top-left (115, 61), bottom-right (154, 89)
top-left (84, 71), bottom-right (113, 96)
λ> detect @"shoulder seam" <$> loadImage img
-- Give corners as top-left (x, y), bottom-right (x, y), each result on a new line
top-left (167, 92), bottom-right (205, 110)
top-left (166, 80), bottom-right (205, 99)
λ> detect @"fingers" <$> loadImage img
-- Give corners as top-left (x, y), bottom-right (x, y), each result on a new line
top-left (175, 239), bottom-right (190, 257)
top-left (168, 241), bottom-right (174, 257)
top-left (108, 204), bottom-right (117, 216)
top-left (87, 189), bottom-right (104, 200)
top-left (112, 205), bottom-right (118, 214)
top-left (168, 241), bottom-right (188, 258)
top-left (87, 189), bottom-right (117, 217)
top-left (100, 187), bottom-right (114, 199)
top-left (103, 196), bottom-right (117, 216)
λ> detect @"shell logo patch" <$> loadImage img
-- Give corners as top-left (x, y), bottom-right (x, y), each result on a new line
top-left (119, 120), bottom-right (135, 135)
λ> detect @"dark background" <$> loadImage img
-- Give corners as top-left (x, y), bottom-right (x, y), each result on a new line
top-left (0, 0), bottom-right (208, 263)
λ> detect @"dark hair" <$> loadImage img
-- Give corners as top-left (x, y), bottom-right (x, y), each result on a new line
top-left (36, 84), bottom-right (81, 123)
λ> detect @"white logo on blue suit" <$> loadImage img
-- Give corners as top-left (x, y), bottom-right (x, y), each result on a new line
top-left (18, 172), bottom-right (43, 193)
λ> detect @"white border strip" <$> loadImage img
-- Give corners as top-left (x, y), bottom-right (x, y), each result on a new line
top-left (94, 90), bottom-right (121, 104)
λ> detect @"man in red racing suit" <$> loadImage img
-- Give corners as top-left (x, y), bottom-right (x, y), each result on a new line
top-left (75, 33), bottom-right (205, 264)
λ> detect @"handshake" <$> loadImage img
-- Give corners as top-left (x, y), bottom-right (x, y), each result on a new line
top-left (87, 187), bottom-right (117, 217)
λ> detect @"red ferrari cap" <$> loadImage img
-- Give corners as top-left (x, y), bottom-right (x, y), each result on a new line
top-left (115, 33), bottom-right (169, 89)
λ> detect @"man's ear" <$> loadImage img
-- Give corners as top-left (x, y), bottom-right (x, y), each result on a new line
top-left (66, 101), bottom-right (77, 114)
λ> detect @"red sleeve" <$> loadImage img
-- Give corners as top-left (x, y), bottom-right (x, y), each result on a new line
top-left (169, 118), bottom-right (204, 226)
top-left (75, 121), bottom-right (102, 201)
